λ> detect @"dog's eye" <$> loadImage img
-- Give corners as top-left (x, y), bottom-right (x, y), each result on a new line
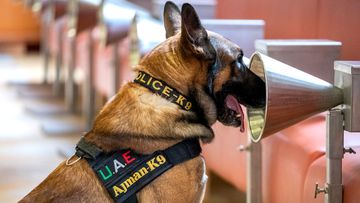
top-left (237, 56), bottom-right (242, 63)
top-left (209, 57), bottom-right (216, 66)
top-left (237, 51), bottom-right (244, 63)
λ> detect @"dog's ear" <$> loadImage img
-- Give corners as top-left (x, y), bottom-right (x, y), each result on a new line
top-left (180, 3), bottom-right (215, 60)
top-left (163, 1), bottom-right (181, 38)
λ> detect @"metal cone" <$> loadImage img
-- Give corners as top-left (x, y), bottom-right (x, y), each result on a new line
top-left (247, 52), bottom-right (343, 142)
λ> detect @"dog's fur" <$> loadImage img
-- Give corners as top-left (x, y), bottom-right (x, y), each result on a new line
top-left (20, 2), bottom-right (264, 203)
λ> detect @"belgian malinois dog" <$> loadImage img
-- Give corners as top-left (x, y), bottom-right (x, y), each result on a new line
top-left (20, 2), bottom-right (264, 203)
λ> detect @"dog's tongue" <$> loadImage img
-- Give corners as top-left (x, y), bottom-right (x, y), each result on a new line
top-left (225, 95), bottom-right (245, 132)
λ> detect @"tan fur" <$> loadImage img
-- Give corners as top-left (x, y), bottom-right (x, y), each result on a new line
top-left (213, 65), bottom-right (231, 93)
top-left (20, 3), bottom-right (244, 203)
top-left (20, 35), bottom-right (210, 203)
top-left (20, 21), bottom-right (211, 203)
top-left (91, 34), bottom-right (215, 145)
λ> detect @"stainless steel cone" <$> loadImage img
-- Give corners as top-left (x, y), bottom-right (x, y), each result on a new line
top-left (247, 52), bottom-right (343, 142)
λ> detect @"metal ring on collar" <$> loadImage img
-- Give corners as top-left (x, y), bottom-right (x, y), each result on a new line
top-left (66, 155), bottom-right (82, 166)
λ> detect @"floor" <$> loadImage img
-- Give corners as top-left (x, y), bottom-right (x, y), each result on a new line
top-left (0, 53), bottom-right (80, 202)
top-left (0, 53), bottom-right (245, 203)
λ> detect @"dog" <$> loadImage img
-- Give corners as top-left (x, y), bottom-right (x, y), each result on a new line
top-left (20, 2), bottom-right (265, 203)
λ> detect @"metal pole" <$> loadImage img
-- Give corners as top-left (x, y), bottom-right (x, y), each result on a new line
top-left (41, 21), bottom-right (49, 84)
top-left (41, 4), bottom-right (52, 85)
top-left (84, 31), bottom-right (95, 130)
top-left (53, 20), bottom-right (63, 96)
top-left (112, 42), bottom-right (120, 96)
top-left (64, 0), bottom-right (79, 113)
top-left (65, 35), bottom-right (77, 113)
top-left (246, 136), bottom-right (262, 203)
top-left (325, 109), bottom-right (344, 203)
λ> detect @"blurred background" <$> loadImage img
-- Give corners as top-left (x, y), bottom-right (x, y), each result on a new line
top-left (0, 0), bottom-right (359, 202)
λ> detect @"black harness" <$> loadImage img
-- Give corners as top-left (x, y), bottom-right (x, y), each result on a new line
top-left (76, 138), bottom-right (201, 203)
top-left (74, 71), bottom-right (202, 203)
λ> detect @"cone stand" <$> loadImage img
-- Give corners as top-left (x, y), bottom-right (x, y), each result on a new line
top-left (245, 53), bottom-right (350, 203)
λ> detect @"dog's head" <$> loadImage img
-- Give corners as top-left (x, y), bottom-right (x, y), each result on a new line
top-left (140, 2), bottom-right (265, 132)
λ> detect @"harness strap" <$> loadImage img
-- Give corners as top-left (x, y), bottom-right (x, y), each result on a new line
top-left (75, 137), bottom-right (201, 203)
top-left (75, 137), bottom-right (102, 160)
top-left (124, 194), bottom-right (138, 203)
top-left (163, 138), bottom-right (202, 165)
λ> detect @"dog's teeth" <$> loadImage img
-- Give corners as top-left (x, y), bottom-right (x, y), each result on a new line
top-left (236, 114), bottom-right (242, 118)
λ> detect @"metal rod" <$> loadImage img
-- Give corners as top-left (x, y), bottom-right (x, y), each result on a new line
top-left (41, 6), bottom-right (51, 84)
top-left (325, 109), bottom-right (344, 203)
top-left (247, 135), bottom-right (262, 203)
top-left (53, 21), bottom-right (63, 96)
top-left (112, 42), bottom-right (120, 96)
top-left (65, 36), bottom-right (77, 113)
top-left (84, 31), bottom-right (95, 130)
top-left (41, 24), bottom-right (49, 84)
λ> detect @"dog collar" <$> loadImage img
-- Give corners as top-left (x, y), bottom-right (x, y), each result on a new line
top-left (134, 71), bottom-right (194, 111)
top-left (75, 137), bottom-right (201, 203)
